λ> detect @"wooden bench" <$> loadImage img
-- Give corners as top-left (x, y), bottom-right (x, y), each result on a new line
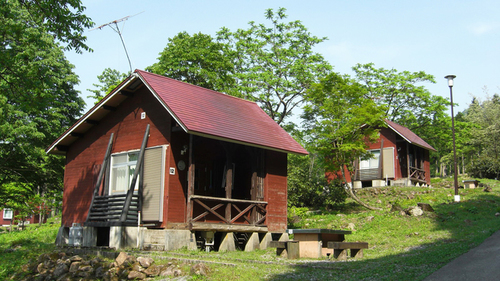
top-left (269, 240), bottom-right (300, 259)
top-left (327, 241), bottom-right (368, 259)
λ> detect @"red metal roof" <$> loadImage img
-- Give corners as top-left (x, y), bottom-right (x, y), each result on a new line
top-left (46, 70), bottom-right (307, 155)
top-left (137, 70), bottom-right (307, 155)
top-left (385, 119), bottom-right (436, 151)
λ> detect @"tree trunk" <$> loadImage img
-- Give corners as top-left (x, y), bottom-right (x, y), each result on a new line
top-left (340, 165), bottom-right (382, 211)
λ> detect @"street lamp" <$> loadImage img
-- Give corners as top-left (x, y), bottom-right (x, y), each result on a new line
top-left (445, 75), bottom-right (460, 202)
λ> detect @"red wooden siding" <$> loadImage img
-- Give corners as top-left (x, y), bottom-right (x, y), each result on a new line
top-left (264, 150), bottom-right (288, 232)
top-left (62, 88), bottom-right (171, 227)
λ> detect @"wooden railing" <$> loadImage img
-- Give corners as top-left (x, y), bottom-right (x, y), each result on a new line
top-left (189, 195), bottom-right (267, 226)
top-left (409, 166), bottom-right (426, 182)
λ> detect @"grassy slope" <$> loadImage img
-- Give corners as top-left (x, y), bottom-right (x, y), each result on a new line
top-left (1, 178), bottom-right (500, 280)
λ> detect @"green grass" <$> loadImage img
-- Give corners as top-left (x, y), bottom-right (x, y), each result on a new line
top-left (2, 177), bottom-right (500, 280)
top-left (0, 217), bottom-right (60, 279)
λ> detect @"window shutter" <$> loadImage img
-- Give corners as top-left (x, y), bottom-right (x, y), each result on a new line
top-left (142, 146), bottom-right (166, 221)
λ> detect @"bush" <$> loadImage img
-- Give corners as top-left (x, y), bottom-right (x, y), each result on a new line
top-left (467, 157), bottom-right (500, 179)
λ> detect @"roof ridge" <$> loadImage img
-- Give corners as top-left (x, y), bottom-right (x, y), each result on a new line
top-left (134, 69), bottom-right (257, 105)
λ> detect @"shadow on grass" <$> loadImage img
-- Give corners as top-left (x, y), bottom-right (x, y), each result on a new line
top-left (268, 192), bottom-right (500, 281)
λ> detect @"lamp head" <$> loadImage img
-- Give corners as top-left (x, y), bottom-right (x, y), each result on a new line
top-left (445, 75), bottom-right (456, 87)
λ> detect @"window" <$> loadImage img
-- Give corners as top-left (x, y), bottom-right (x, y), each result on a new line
top-left (3, 208), bottom-right (13, 220)
top-left (110, 151), bottom-right (139, 195)
top-left (360, 150), bottom-right (380, 170)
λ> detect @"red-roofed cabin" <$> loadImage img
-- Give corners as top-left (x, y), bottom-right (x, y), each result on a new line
top-left (335, 120), bottom-right (436, 188)
top-left (47, 70), bottom-right (307, 250)
top-left (1, 208), bottom-right (45, 227)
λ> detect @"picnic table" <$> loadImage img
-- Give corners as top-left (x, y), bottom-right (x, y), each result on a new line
top-left (287, 228), bottom-right (352, 258)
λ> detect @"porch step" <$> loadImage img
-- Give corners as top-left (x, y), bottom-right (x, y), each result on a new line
top-left (86, 194), bottom-right (140, 225)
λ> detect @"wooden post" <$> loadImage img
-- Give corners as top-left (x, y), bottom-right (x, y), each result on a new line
top-left (224, 144), bottom-right (234, 223)
top-left (85, 133), bottom-right (114, 223)
top-left (187, 134), bottom-right (195, 225)
top-left (120, 124), bottom-right (150, 222)
top-left (378, 139), bottom-right (384, 179)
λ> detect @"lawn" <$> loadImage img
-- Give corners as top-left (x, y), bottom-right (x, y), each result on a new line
top-left (1, 177), bottom-right (500, 280)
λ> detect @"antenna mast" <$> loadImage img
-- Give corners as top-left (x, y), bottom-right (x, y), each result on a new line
top-left (91, 12), bottom-right (144, 74)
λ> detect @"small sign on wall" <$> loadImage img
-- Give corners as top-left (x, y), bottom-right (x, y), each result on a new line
top-left (169, 167), bottom-right (176, 175)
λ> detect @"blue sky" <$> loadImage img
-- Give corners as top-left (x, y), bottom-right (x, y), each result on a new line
top-left (65, 0), bottom-right (500, 117)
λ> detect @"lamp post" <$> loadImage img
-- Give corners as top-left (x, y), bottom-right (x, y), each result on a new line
top-left (445, 75), bottom-right (460, 202)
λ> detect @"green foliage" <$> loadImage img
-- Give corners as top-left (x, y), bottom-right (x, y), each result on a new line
top-left (287, 153), bottom-right (347, 210)
top-left (302, 72), bottom-right (385, 176)
top-left (147, 32), bottom-right (238, 96)
top-left (0, 0), bottom-right (86, 206)
top-left (463, 94), bottom-right (500, 178)
top-left (0, 217), bottom-right (59, 279)
top-left (87, 68), bottom-right (127, 103)
top-left (216, 7), bottom-right (332, 125)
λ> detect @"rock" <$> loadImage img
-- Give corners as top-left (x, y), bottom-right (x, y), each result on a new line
top-left (484, 186), bottom-right (493, 192)
top-left (52, 263), bottom-right (69, 278)
top-left (347, 223), bottom-right (356, 230)
top-left (376, 199), bottom-right (382, 204)
top-left (37, 263), bottom-right (47, 274)
top-left (69, 255), bottom-right (83, 262)
top-left (495, 212), bottom-right (500, 217)
top-left (131, 262), bottom-right (144, 272)
top-left (417, 203), bottom-right (435, 212)
top-left (69, 261), bottom-right (81, 273)
top-left (390, 203), bottom-right (404, 212)
top-left (137, 257), bottom-right (154, 268)
top-left (128, 270), bottom-right (146, 280)
top-left (407, 206), bottom-right (423, 217)
top-left (160, 265), bottom-right (177, 277)
top-left (190, 263), bottom-right (209, 276)
top-left (144, 264), bottom-right (163, 276)
top-left (115, 252), bottom-right (129, 267)
top-left (366, 216), bottom-right (375, 222)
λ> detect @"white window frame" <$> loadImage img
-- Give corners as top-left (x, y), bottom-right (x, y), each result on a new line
top-left (3, 208), bottom-right (13, 220)
top-left (360, 149), bottom-right (380, 170)
top-left (109, 150), bottom-right (140, 195)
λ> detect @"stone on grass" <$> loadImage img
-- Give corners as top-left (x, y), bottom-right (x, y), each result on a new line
top-left (137, 256), bottom-right (154, 268)
top-left (407, 206), bottom-right (423, 217)
top-left (417, 203), bottom-right (434, 212)
top-left (128, 270), bottom-right (146, 280)
top-left (190, 263), bottom-right (209, 276)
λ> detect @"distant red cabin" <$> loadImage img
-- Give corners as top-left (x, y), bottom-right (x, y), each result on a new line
top-left (333, 120), bottom-right (436, 188)
top-left (0, 208), bottom-right (45, 226)
top-left (47, 70), bottom-right (307, 250)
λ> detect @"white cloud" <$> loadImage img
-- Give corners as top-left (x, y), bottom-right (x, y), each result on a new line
top-left (468, 22), bottom-right (500, 35)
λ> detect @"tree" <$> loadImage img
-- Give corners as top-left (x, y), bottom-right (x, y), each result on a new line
top-left (88, 68), bottom-right (127, 103)
top-left (302, 73), bottom-right (385, 210)
top-left (464, 94), bottom-right (500, 178)
top-left (216, 7), bottom-right (332, 125)
top-left (147, 32), bottom-right (239, 97)
top-left (352, 63), bottom-right (450, 175)
top-left (0, 1), bottom-right (86, 207)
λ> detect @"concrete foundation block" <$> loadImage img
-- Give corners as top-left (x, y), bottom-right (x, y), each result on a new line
top-left (260, 232), bottom-right (272, 250)
top-left (55, 227), bottom-right (69, 246)
top-left (353, 181), bottom-right (362, 189)
top-left (219, 232), bottom-right (236, 252)
top-left (110, 226), bottom-right (138, 249)
top-left (83, 227), bottom-right (97, 247)
top-left (372, 180), bottom-right (386, 187)
top-left (244, 232), bottom-right (260, 252)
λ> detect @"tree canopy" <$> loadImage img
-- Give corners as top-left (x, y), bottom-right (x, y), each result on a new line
top-left (0, 0), bottom-right (87, 208)
top-left (217, 8), bottom-right (332, 125)
top-left (147, 32), bottom-right (239, 97)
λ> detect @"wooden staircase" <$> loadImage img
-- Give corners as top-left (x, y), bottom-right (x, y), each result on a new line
top-left (86, 194), bottom-right (140, 227)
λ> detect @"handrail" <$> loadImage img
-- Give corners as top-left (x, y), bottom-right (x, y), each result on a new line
top-left (189, 195), bottom-right (268, 205)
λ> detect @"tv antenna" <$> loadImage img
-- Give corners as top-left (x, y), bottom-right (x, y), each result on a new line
top-left (90, 11), bottom-right (144, 74)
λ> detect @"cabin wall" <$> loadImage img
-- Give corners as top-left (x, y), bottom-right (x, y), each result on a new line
top-left (367, 127), bottom-right (401, 180)
top-left (424, 149), bottom-right (431, 184)
top-left (62, 88), bottom-right (171, 227)
top-left (264, 150), bottom-right (288, 232)
top-left (164, 129), bottom-right (189, 227)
